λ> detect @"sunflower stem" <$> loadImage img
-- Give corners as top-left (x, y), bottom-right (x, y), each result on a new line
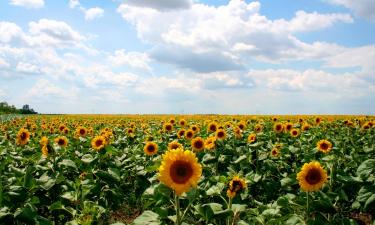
top-left (306, 192), bottom-right (310, 220)
top-left (175, 193), bottom-right (181, 225)
top-left (227, 197), bottom-right (233, 225)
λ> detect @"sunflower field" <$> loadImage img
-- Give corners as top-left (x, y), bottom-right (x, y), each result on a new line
top-left (0, 115), bottom-right (374, 225)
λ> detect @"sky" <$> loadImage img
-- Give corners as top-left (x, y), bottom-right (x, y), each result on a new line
top-left (0, 0), bottom-right (374, 114)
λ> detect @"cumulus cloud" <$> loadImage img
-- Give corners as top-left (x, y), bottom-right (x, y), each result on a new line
top-left (125, 0), bottom-right (193, 11)
top-left (328, 0), bottom-right (375, 21)
top-left (108, 49), bottom-right (151, 71)
top-left (0, 58), bottom-right (10, 68)
top-left (9, 0), bottom-right (44, 9)
top-left (27, 78), bottom-right (78, 99)
top-left (84, 7), bottom-right (104, 21)
top-left (68, 0), bottom-right (104, 21)
top-left (16, 62), bottom-right (41, 74)
top-left (117, 0), bottom-right (353, 72)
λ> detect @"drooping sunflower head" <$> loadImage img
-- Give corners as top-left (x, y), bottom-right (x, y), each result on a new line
top-left (207, 122), bottom-right (218, 133)
top-left (55, 136), bottom-right (68, 148)
top-left (16, 128), bottom-right (30, 145)
top-left (159, 148), bottom-right (202, 196)
top-left (205, 136), bottom-right (216, 150)
top-left (191, 137), bottom-right (205, 152)
top-left (317, 139), bottom-right (332, 153)
top-left (91, 135), bottom-right (106, 151)
top-left (301, 123), bottom-right (311, 131)
top-left (215, 129), bottom-right (226, 140)
top-left (41, 145), bottom-right (49, 158)
top-left (163, 122), bottom-right (173, 132)
top-left (247, 133), bottom-right (256, 143)
top-left (297, 161), bottom-right (328, 192)
top-left (254, 124), bottom-right (263, 133)
top-left (227, 176), bottom-right (247, 198)
top-left (144, 141), bottom-right (158, 156)
top-left (168, 141), bottom-right (183, 151)
top-left (290, 128), bottom-right (300, 138)
top-left (177, 129), bottom-right (185, 139)
top-left (40, 136), bottom-right (49, 147)
top-left (185, 129), bottom-right (195, 140)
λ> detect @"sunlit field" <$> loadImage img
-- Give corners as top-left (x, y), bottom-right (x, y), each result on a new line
top-left (0, 115), bottom-right (374, 225)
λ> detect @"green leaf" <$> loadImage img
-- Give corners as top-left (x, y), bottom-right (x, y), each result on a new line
top-left (357, 159), bottom-right (375, 181)
top-left (14, 203), bottom-right (37, 223)
top-left (132, 211), bottom-right (161, 225)
top-left (58, 159), bottom-right (78, 170)
top-left (234, 155), bottom-right (247, 164)
top-left (285, 214), bottom-right (304, 225)
top-left (206, 183), bottom-right (225, 196)
top-left (364, 194), bottom-right (375, 210)
top-left (81, 154), bottom-right (95, 164)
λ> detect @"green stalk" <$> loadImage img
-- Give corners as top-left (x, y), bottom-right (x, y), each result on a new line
top-left (306, 192), bottom-right (309, 221)
top-left (227, 197), bottom-right (233, 225)
top-left (175, 193), bottom-right (181, 225)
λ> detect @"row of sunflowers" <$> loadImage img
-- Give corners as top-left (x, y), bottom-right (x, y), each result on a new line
top-left (0, 115), bottom-right (374, 225)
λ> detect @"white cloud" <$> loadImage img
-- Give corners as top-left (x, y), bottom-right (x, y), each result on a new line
top-left (117, 0), bottom-right (353, 72)
top-left (0, 22), bottom-right (24, 43)
top-left (125, 0), bottom-right (193, 11)
top-left (0, 58), bottom-right (10, 68)
top-left (108, 49), bottom-right (151, 71)
top-left (84, 7), bottom-right (104, 21)
top-left (9, 0), bottom-right (44, 9)
top-left (69, 0), bottom-right (80, 9)
top-left (328, 0), bottom-right (375, 21)
top-left (16, 62), bottom-right (40, 74)
top-left (27, 78), bottom-right (78, 99)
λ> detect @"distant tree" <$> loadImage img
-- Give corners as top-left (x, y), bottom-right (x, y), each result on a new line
top-left (0, 101), bottom-right (37, 114)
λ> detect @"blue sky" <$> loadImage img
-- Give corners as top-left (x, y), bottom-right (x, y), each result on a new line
top-left (0, 0), bottom-right (374, 114)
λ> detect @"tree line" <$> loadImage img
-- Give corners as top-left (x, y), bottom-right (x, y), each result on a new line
top-left (0, 101), bottom-right (38, 114)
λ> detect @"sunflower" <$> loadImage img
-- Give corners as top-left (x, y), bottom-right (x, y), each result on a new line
top-left (301, 123), bottom-right (311, 131)
top-left (144, 141), bottom-right (158, 156)
top-left (58, 124), bottom-right (66, 132)
top-left (317, 139), bottom-right (332, 153)
top-left (40, 136), bottom-right (49, 146)
top-left (91, 136), bottom-right (106, 151)
top-left (297, 161), bottom-right (328, 192)
top-left (179, 119), bottom-right (187, 127)
top-left (55, 136), bottom-right (68, 148)
top-left (205, 136), bottom-right (216, 150)
top-left (76, 126), bottom-right (87, 137)
top-left (191, 137), bottom-right (205, 152)
top-left (126, 128), bottom-right (135, 137)
top-left (169, 118), bottom-right (176, 124)
top-left (207, 122), bottom-right (218, 133)
top-left (285, 123), bottom-right (293, 132)
top-left (168, 141), bottom-right (183, 151)
top-left (215, 129), bottom-right (226, 140)
top-left (227, 176), bottom-right (247, 198)
top-left (315, 117), bottom-right (322, 125)
top-left (234, 127), bottom-right (242, 139)
top-left (63, 127), bottom-right (69, 135)
top-left (247, 133), bottom-right (256, 143)
top-left (41, 145), bottom-right (49, 158)
top-left (271, 147), bottom-right (280, 157)
top-left (159, 148), bottom-right (202, 196)
top-left (273, 122), bottom-right (284, 133)
top-left (177, 129), bottom-right (185, 139)
top-left (290, 128), bottom-right (300, 138)
top-left (190, 125), bottom-right (200, 133)
top-left (16, 128), bottom-right (30, 145)
top-left (237, 121), bottom-right (246, 130)
top-left (254, 124), bottom-right (263, 133)
top-left (163, 122), bottom-right (173, 132)
top-left (185, 129), bottom-right (195, 140)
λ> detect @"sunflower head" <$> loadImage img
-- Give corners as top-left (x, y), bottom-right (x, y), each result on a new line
top-left (41, 145), bottom-right (49, 158)
top-left (168, 141), bottom-right (183, 151)
top-left (55, 136), bottom-right (68, 148)
top-left (237, 121), bottom-right (246, 130)
top-left (179, 119), bottom-right (187, 127)
top-left (227, 176), bottom-right (247, 198)
top-left (274, 122), bottom-right (284, 133)
top-left (317, 139), bottom-right (332, 153)
top-left (76, 126), bottom-right (87, 137)
top-left (271, 147), bottom-right (280, 157)
top-left (215, 129), bottom-right (226, 140)
top-left (190, 125), bottom-right (199, 133)
top-left (144, 141), bottom-right (158, 156)
top-left (185, 129), bottom-right (195, 140)
top-left (40, 136), bottom-right (49, 146)
top-left (301, 123), bottom-right (311, 131)
top-left (191, 137), bottom-right (205, 152)
top-left (16, 128), bottom-right (30, 145)
top-left (290, 128), bottom-right (300, 138)
top-left (159, 148), bottom-right (202, 196)
top-left (207, 122), bottom-right (218, 133)
top-left (163, 123), bottom-right (173, 132)
top-left (297, 161), bottom-right (328, 192)
top-left (285, 123), bottom-right (293, 131)
top-left (177, 129), bottom-right (185, 139)
top-left (315, 117), bottom-right (322, 124)
top-left (205, 136), bottom-right (216, 150)
top-left (234, 127), bottom-right (242, 139)
top-left (91, 135), bottom-right (106, 151)
top-left (254, 124), bottom-right (263, 133)
top-left (247, 133), bottom-right (256, 143)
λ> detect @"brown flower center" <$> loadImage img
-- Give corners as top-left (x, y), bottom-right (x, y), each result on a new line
top-left (320, 142), bottom-right (329, 150)
top-left (147, 144), bottom-right (155, 152)
top-left (58, 139), bottom-right (65, 146)
top-left (170, 161), bottom-right (193, 184)
top-left (20, 132), bottom-right (27, 140)
top-left (305, 168), bottom-right (322, 185)
top-left (95, 139), bottom-right (103, 147)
